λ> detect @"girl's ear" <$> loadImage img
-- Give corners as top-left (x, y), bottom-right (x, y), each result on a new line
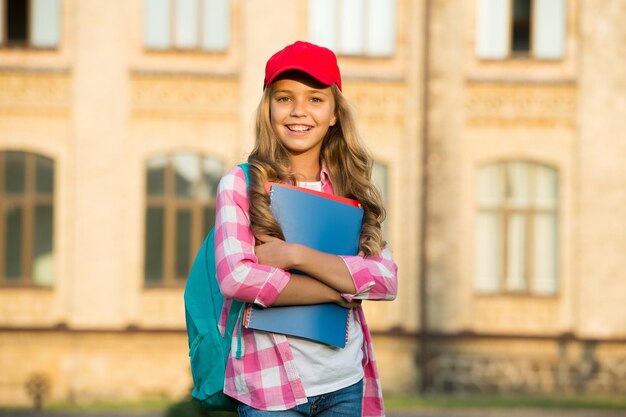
top-left (330, 114), bottom-right (337, 126)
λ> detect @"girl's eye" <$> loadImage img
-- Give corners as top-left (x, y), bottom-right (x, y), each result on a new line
top-left (310, 97), bottom-right (323, 103)
top-left (276, 96), bottom-right (291, 102)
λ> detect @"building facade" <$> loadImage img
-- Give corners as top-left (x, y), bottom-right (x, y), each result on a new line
top-left (0, 0), bottom-right (624, 407)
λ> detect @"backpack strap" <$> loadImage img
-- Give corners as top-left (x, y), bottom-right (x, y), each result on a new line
top-left (234, 163), bottom-right (249, 359)
top-left (237, 162), bottom-right (250, 184)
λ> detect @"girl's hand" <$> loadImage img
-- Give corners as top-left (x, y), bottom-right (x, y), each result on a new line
top-left (255, 235), bottom-right (299, 270)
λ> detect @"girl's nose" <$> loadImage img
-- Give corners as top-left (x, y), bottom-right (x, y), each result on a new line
top-left (290, 100), bottom-right (306, 117)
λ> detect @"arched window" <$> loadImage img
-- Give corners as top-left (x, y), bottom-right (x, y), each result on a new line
top-left (0, 151), bottom-right (54, 286)
top-left (144, 153), bottom-right (223, 286)
top-left (474, 161), bottom-right (559, 295)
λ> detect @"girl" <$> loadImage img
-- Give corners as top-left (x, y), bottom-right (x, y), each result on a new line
top-left (214, 41), bottom-right (398, 417)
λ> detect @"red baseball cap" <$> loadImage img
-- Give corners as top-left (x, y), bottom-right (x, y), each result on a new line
top-left (263, 41), bottom-right (342, 91)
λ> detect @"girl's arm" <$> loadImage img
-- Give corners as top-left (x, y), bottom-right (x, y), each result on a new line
top-left (214, 166), bottom-right (290, 307)
top-left (255, 236), bottom-right (356, 293)
top-left (214, 166), bottom-right (357, 307)
top-left (255, 236), bottom-right (397, 301)
top-left (273, 273), bottom-right (361, 308)
top-left (338, 245), bottom-right (398, 302)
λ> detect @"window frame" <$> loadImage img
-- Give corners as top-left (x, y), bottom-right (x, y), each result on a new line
top-left (475, 0), bottom-right (566, 61)
top-left (143, 152), bottom-right (223, 287)
top-left (474, 160), bottom-right (560, 297)
top-left (0, 0), bottom-right (61, 49)
top-left (308, 0), bottom-right (397, 58)
top-left (0, 151), bottom-right (55, 287)
top-left (143, 0), bottom-right (230, 53)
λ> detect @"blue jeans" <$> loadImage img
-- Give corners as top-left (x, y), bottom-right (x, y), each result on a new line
top-left (238, 379), bottom-right (363, 417)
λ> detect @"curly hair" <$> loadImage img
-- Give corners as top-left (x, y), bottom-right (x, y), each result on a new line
top-left (247, 84), bottom-right (386, 256)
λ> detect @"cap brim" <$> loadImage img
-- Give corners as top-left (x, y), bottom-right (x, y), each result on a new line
top-left (265, 65), bottom-right (336, 89)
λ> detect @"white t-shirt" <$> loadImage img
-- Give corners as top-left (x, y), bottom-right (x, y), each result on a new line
top-left (289, 181), bottom-right (365, 396)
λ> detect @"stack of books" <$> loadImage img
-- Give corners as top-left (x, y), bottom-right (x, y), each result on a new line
top-left (243, 183), bottom-right (363, 348)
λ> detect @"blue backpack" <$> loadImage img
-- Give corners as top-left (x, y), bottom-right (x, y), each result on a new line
top-left (184, 163), bottom-right (249, 411)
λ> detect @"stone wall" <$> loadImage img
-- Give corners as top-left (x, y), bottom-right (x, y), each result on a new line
top-left (428, 339), bottom-right (626, 394)
top-left (0, 331), bottom-right (190, 407)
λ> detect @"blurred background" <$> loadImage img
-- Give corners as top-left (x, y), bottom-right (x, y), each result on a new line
top-left (0, 0), bottom-right (625, 412)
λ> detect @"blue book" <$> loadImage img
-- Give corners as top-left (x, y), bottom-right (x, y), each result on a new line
top-left (243, 303), bottom-right (352, 348)
top-left (243, 183), bottom-right (364, 348)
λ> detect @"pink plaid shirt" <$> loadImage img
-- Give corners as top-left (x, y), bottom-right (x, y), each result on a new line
top-left (214, 165), bottom-right (398, 417)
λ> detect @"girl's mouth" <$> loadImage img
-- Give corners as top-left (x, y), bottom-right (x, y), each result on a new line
top-left (286, 124), bottom-right (312, 132)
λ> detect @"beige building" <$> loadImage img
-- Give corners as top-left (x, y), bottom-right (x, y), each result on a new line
top-left (0, 0), bottom-right (624, 407)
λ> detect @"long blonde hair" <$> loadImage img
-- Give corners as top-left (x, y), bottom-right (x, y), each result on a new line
top-left (247, 84), bottom-right (386, 256)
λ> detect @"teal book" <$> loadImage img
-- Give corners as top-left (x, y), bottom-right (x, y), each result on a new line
top-left (243, 183), bottom-right (364, 348)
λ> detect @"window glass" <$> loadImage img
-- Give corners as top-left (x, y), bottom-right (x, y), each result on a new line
top-left (144, 206), bottom-right (164, 283)
top-left (173, 153), bottom-right (199, 198)
top-left (175, 209), bottom-right (192, 278)
top-left (475, 0), bottom-right (510, 59)
top-left (512, 0), bottom-right (531, 52)
top-left (474, 212), bottom-right (501, 293)
top-left (476, 0), bottom-right (565, 59)
top-left (308, 0), bottom-right (336, 51)
top-left (144, 0), bottom-right (170, 49)
top-left (32, 0), bottom-right (60, 48)
top-left (144, 153), bottom-right (223, 285)
top-left (204, 206), bottom-right (216, 234)
top-left (367, 0), bottom-right (396, 56)
top-left (506, 213), bottom-right (527, 291)
top-left (533, 212), bottom-right (558, 295)
top-left (534, 0), bottom-right (566, 59)
top-left (339, 0), bottom-right (365, 55)
top-left (0, 1), bottom-right (4, 44)
top-left (507, 162), bottom-right (530, 207)
top-left (534, 165), bottom-right (558, 207)
top-left (1, 151), bottom-right (55, 286)
top-left (6, 151), bottom-right (26, 194)
top-left (5, 206), bottom-right (23, 279)
top-left (202, 0), bottom-right (229, 50)
top-left (475, 161), bottom-right (559, 295)
top-left (175, 0), bottom-right (198, 49)
top-left (33, 205), bottom-right (53, 286)
top-left (147, 156), bottom-right (167, 196)
top-left (310, 0), bottom-right (396, 57)
top-left (35, 155), bottom-right (54, 194)
top-left (476, 163), bottom-right (503, 206)
top-left (7, 0), bottom-right (28, 44)
top-left (144, 0), bottom-right (229, 51)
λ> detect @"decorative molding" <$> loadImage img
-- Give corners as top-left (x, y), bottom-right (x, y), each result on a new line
top-left (0, 72), bottom-right (70, 119)
top-left (0, 107), bottom-right (69, 118)
top-left (345, 82), bottom-right (406, 118)
top-left (130, 74), bottom-right (239, 120)
top-left (465, 81), bottom-right (577, 128)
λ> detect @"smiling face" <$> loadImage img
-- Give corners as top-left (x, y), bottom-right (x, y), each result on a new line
top-left (269, 74), bottom-right (337, 161)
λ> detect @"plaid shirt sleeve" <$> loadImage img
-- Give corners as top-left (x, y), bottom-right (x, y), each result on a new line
top-left (214, 166), bottom-right (291, 307)
top-left (316, 167), bottom-right (398, 303)
top-left (339, 245), bottom-right (398, 302)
